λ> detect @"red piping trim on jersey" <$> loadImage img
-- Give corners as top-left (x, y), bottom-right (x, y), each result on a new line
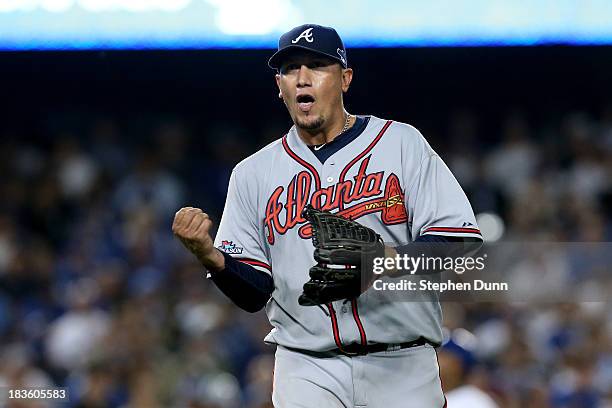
top-left (326, 304), bottom-right (345, 351)
top-left (338, 120), bottom-right (393, 211)
top-left (424, 226), bottom-right (482, 235)
top-left (236, 258), bottom-right (272, 273)
top-left (351, 299), bottom-right (367, 346)
top-left (332, 121), bottom-right (393, 346)
top-left (282, 135), bottom-right (322, 208)
top-left (283, 135), bottom-right (347, 351)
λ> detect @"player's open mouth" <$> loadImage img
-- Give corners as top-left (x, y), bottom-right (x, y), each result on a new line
top-left (296, 94), bottom-right (315, 112)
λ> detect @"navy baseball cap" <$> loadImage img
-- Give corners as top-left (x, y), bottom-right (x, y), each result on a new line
top-left (268, 24), bottom-right (348, 70)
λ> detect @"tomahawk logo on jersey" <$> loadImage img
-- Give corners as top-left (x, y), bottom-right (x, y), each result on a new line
top-left (264, 155), bottom-right (408, 244)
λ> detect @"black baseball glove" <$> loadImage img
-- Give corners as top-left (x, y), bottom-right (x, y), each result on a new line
top-left (298, 205), bottom-right (385, 306)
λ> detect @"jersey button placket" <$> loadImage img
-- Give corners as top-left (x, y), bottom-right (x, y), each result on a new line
top-left (322, 163), bottom-right (360, 345)
top-left (321, 163), bottom-right (339, 197)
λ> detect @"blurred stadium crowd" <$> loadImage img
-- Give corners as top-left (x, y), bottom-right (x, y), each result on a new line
top-left (0, 106), bottom-right (610, 408)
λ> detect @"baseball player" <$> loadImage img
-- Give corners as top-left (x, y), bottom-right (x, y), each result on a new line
top-left (172, 24), bottom-right (482, 408)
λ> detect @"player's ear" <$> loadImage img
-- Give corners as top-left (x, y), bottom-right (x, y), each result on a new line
top-left (341, 68), bottom-right (353, 93)
top-left (275, 74), bottom-right (283, 99)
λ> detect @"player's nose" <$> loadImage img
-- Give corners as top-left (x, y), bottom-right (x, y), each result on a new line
top-left (296, 65), bottom-right (313, 87)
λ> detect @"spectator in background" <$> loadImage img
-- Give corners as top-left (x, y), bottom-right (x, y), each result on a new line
top-left (45, 278), bottom-right (110, 372)
top-left (484, 112), bottom-right (540, 199)
top-left (438, 331), bottom-right (501, 408)
top-left (113, 149), bottom-right (185, 220)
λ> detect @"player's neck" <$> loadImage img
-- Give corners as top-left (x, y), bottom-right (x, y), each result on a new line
top-left (296, 109), bottom-right (354, 145)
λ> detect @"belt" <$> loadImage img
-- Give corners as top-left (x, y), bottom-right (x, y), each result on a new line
top-left (283, 336), bottom-right (438, 358)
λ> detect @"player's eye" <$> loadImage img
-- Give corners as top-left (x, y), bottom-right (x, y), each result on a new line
top-left (282, 64), bottom-right (299, 73)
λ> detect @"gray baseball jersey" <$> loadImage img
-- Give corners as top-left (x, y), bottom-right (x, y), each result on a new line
top-left (213, 116), bottom-right (481, 352)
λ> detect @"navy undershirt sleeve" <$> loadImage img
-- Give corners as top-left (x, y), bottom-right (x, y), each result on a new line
top-left (414, 235), bottom-right (452, 243)
top-left (208, 251), bottom-right (274, 313)
top-left (397, 234), bottom-right (480, 253)
top-left (393, 235), bottom-right (482, 275)
top-left (394, 234), bottom-right (452, 261)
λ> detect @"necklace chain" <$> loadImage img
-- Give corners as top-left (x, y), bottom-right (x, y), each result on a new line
top-left (342, 113), bottom-right (352, 133)
top-left (312, 114), bottom-right (352, 150)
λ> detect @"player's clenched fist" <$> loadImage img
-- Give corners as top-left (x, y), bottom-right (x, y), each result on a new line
top-left (172, 207), bottom-right (225, 271)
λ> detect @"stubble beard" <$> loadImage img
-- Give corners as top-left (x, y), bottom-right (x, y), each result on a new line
top-left (295, 114), bottom-right (325, 131)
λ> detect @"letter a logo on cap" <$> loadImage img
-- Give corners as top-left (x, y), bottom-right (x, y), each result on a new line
top-left (292, 28), bottom-right (314, 44)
